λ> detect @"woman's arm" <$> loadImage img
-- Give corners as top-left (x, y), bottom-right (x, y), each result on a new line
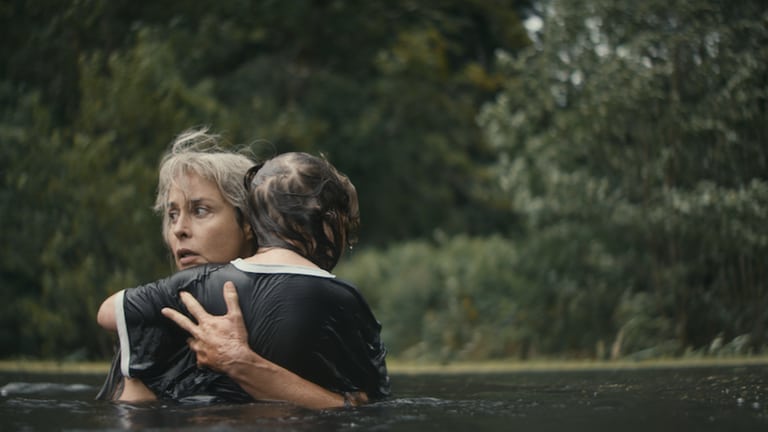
top-left (161, 282), bottom-right (366, 409)
top-left (217, 345), bottom-right (366, 409)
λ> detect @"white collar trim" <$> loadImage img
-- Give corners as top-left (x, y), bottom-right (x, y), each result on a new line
top-left (231, 258), bottom-right (335, 278)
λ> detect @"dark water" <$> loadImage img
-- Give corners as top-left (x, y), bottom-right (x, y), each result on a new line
top-left (1, 365), bottom-right (766, 431)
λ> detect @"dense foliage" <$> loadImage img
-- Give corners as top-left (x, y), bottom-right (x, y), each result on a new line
top-left (2, 0), bottom-right (766, 362)
top-left (337, 235), bottom-right (530, 362)
top-left (481, 0), bottom-right (766, 359)
top-left (342, 0), bottom-right (768, 361)
top-left (341, 0), bottom-right (768, 361)
top-left (1, 0), bottom-right (531, 359)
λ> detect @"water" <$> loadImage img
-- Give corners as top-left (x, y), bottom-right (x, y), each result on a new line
top-left (1, 365), bottom-right (766, 431)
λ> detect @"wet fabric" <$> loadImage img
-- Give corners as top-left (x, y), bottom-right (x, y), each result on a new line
top-left (95, 343), bottom-right (123, 400)
top-left (112, 260), bottom-right (390, 402)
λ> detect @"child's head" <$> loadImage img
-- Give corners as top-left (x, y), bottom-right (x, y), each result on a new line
top-left (245, 152), bottom-right (360, 271)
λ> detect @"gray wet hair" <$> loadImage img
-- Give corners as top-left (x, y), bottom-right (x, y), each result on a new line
top-left (154, 127), bottom-right (255, 238)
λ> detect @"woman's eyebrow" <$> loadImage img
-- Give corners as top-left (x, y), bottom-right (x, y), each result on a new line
top-left (165, 197), bottom-right (215, 208)
top-left (189, 198), bottom-right (215, 206)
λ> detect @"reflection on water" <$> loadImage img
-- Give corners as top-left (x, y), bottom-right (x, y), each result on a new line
top-left (1, 365), bottom-right (767, 431)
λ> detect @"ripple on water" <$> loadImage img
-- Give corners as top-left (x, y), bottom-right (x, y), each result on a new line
top-left (1, 367), bottom-right (767, 431)
top-left (1, 382), bottom-right (93, 396)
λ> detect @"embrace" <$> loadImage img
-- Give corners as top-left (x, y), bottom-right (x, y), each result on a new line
top-left (96, 129), bottom-right (390, 409)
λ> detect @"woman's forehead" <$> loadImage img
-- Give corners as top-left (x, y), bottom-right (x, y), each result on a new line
top-left (167, 171), bottom-right (223, 202)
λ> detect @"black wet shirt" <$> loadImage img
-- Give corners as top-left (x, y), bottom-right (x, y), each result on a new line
top-left (114, 260), bottom-right (390, 402)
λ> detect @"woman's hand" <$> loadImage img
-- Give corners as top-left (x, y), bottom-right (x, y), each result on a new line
top-left (161, 281), bottom-right (250, 373)
top-left (161, 280), bottom-right (365, 409)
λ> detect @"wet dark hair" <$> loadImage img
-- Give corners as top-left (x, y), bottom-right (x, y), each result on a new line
top-left (244, 152), bottom-right (360, 271)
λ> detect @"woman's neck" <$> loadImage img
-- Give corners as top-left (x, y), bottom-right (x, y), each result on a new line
top-left (243, 247), bottom-right (319, 269)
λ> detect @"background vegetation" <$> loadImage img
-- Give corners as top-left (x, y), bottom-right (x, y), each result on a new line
top-left (1, 0), bottom-right (765, 363)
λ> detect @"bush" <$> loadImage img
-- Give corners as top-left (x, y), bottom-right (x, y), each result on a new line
top-left (337, 235), bottom-right (534, 362)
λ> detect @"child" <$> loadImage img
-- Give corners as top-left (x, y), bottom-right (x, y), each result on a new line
top-left (98, 152), bottom-right (389, 405)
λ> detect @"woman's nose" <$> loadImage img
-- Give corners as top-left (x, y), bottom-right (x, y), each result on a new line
top-left (172, 214), bottom-right (191, 239)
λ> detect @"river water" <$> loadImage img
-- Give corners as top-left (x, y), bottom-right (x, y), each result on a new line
top-left (1, 364), bottom-right (766, 431)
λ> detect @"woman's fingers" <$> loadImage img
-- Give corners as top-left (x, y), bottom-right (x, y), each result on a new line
top-left (178, 291), bottom-right (211, 321)
top-left (161, 307), bottom-right (197, 336)
top-left (163, 284), bottom-right (243, 358)
top-left (222, 281), bottom-right (243, 318)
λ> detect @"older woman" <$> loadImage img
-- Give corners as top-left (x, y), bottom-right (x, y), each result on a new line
top-left (97, 136), bottom-right (389, 407)
top-left (97, 130), bottom-right (383, 408)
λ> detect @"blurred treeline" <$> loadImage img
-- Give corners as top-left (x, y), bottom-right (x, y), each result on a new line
top-left (1, 0), bottom-right (766, 363)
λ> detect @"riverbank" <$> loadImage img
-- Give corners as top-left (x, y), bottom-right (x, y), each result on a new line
top-left (2, 356), bottom-right (767, 375)
top-left (387, 355), bottom-right (768, 374)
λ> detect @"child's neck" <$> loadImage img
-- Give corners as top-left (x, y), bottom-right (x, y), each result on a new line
top-left (244, 247), bottom-right (319, 269)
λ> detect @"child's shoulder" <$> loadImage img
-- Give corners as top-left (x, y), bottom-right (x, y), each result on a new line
top-left (168, 263), bottom-right (242, 289)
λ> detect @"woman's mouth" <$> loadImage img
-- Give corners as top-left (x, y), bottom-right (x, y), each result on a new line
top-left (176, 249), bottom-right (200, 268)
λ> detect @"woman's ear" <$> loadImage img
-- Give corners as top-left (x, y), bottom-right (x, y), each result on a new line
top-left (244, 223), bottom-right (254, 242)
top-left (235, 207), bottom-right (254, 241)
top-left (243, 223), bottom-right (258, 256)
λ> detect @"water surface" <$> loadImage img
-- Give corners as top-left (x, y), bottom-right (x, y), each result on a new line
top-left (1, 365), bottom-right (766, 431)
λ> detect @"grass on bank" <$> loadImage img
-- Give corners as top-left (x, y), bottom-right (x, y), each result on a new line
top-left (1, 356), bottom-right (767, 375)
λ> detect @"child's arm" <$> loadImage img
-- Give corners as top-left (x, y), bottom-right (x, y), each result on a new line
top-left (96, 290), bottom-right (159, 402)
top-left (97, 292), bottom-right (120, 331)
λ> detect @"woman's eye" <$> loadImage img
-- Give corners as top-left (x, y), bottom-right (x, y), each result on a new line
top-left (168, 209), bottom-right (179, 222)
top-left (193, 206), bottom-right (210, 217)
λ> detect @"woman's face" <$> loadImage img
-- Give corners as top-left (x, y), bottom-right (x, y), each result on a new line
top-left (164, 171), bottom-right (253, 270)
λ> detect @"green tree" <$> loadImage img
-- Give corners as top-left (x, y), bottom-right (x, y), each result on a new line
top-left (479, 0), bottom-right (768, 357)
top-left (1, 1), bottom-right (533, 358)
top-left (1, 31), bottom-right (237, 357)
top-left (337, 235), bottom-right (531, 362)
top-left (202, 0), bottom-right (534, 243)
